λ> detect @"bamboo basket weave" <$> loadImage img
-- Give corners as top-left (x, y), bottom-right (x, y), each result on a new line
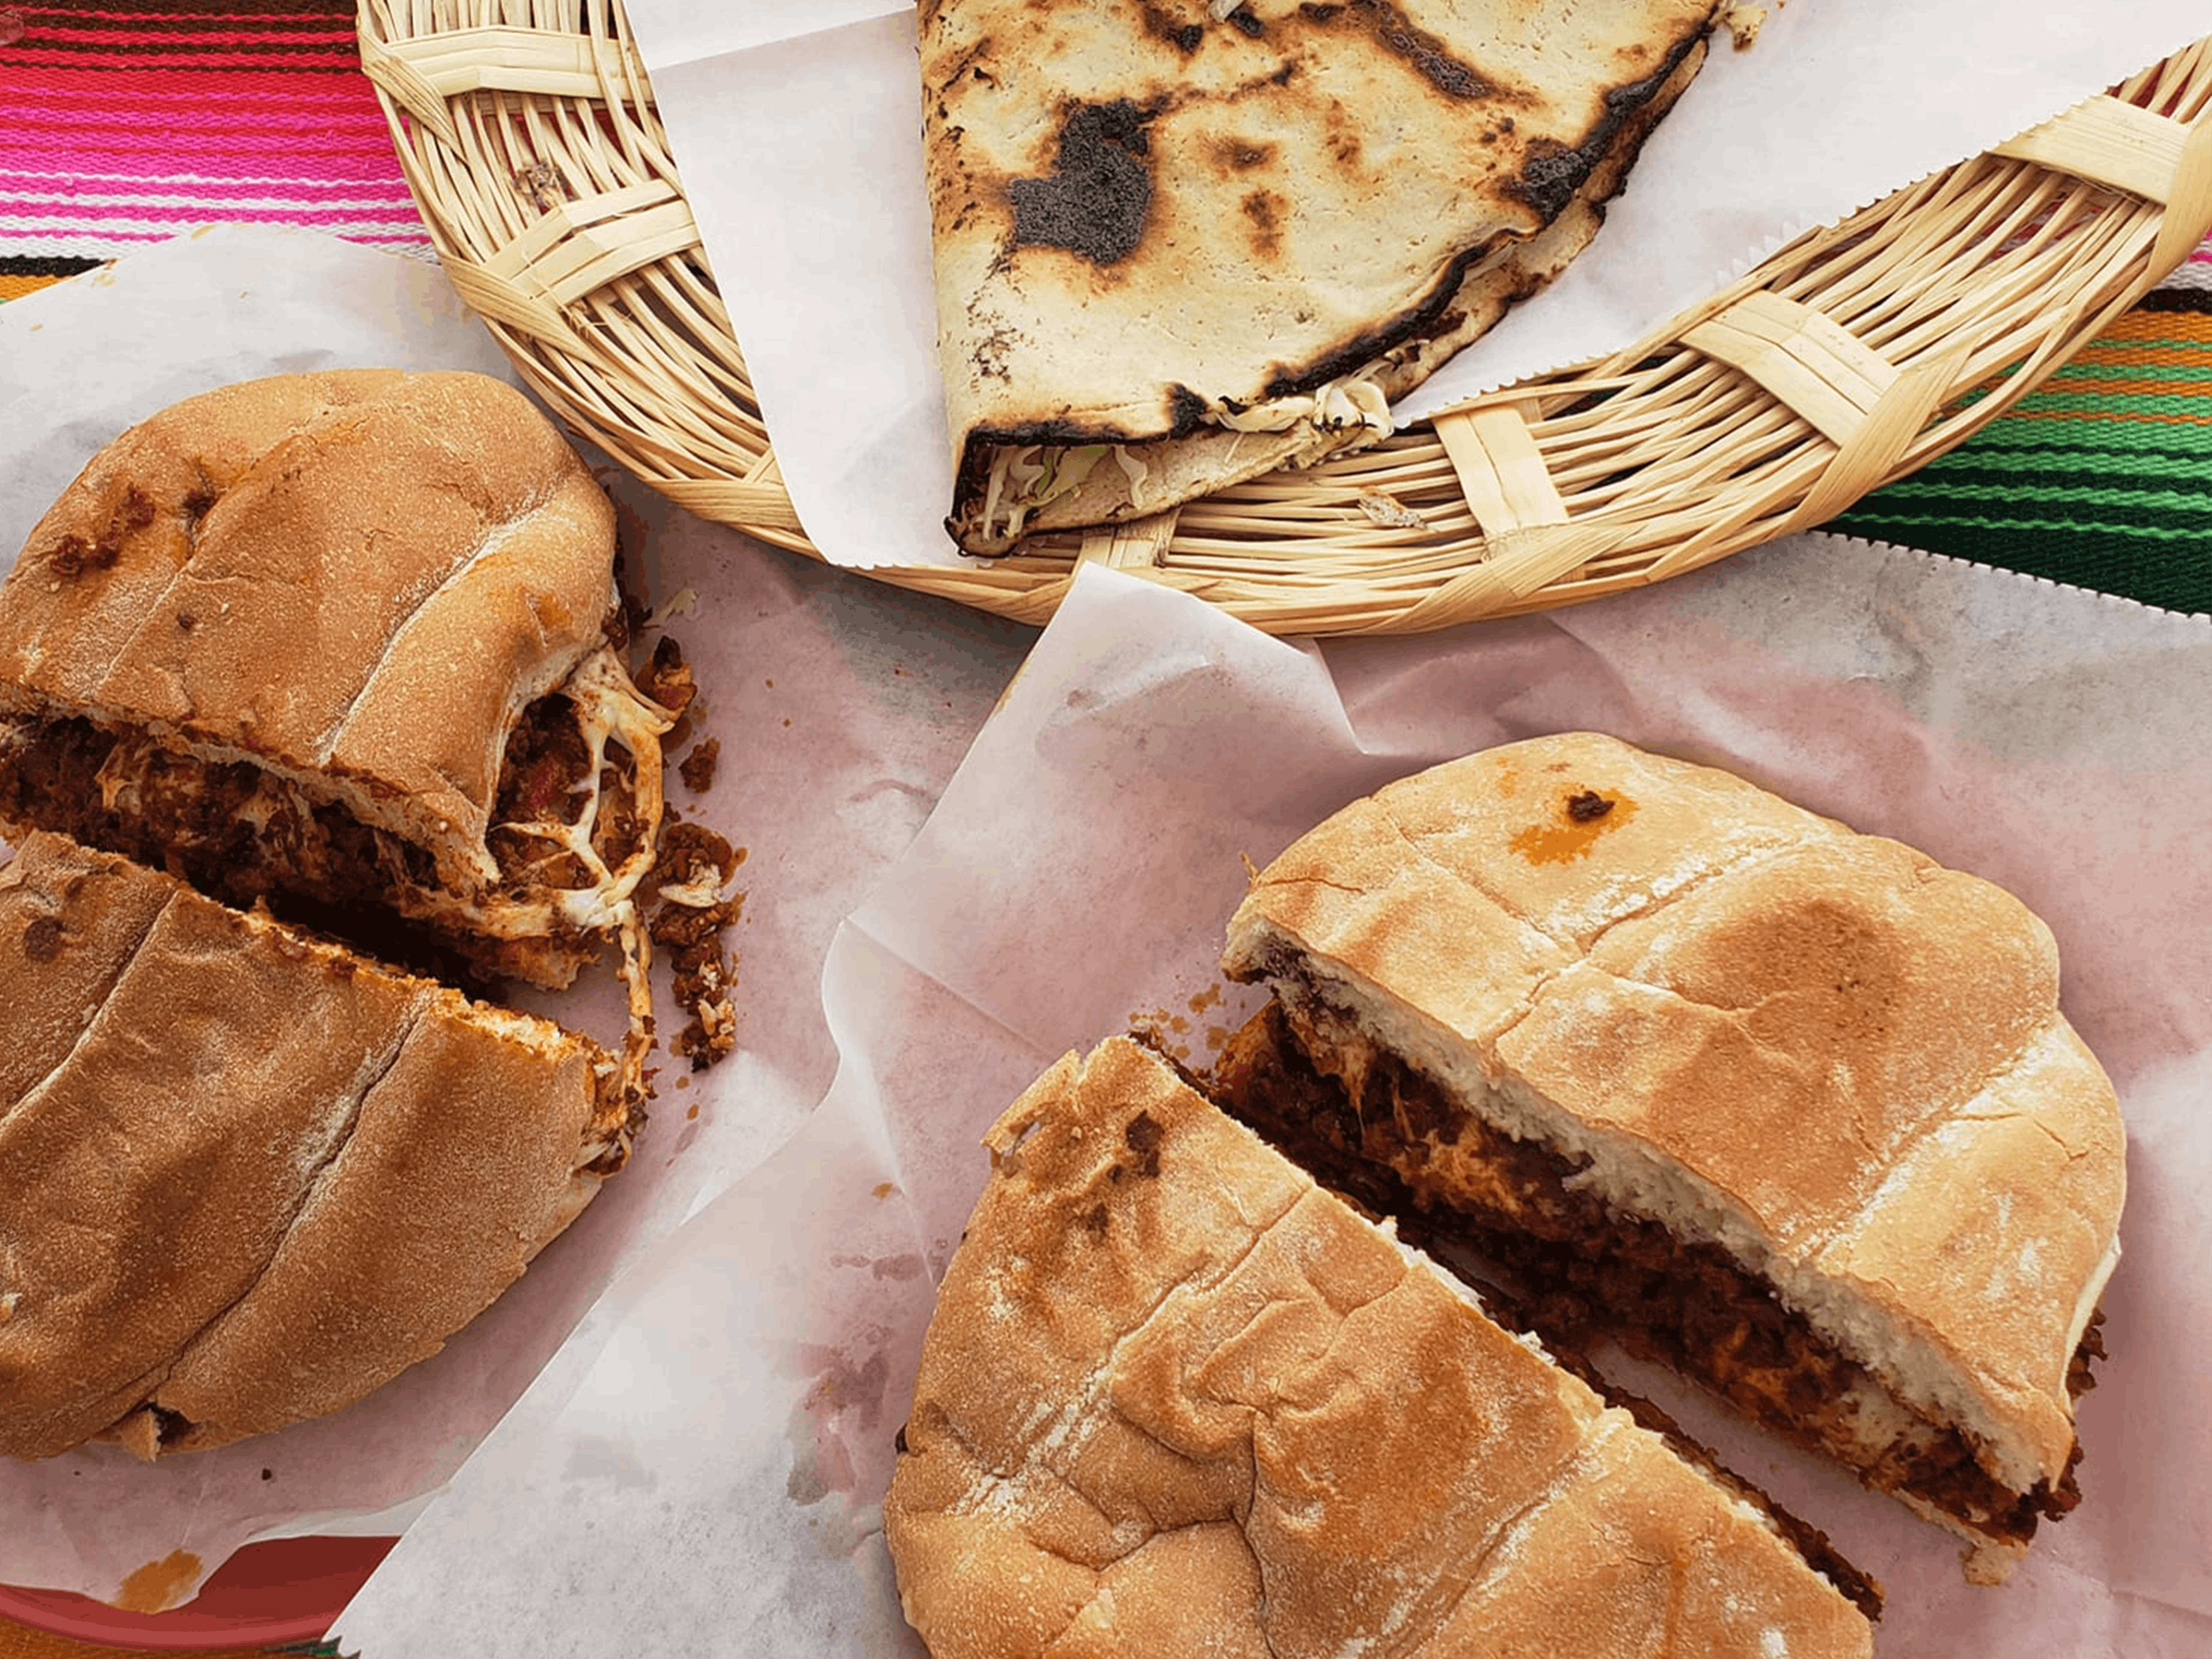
top-left (359, 3), bottom-right (2212, 635)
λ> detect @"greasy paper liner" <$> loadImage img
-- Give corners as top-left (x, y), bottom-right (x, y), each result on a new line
top-left (341, 547), bottom-right (2211, 1655)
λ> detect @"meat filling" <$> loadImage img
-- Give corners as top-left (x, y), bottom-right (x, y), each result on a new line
top-left (1209, 1000), bottom-right (2101, 1553)
top-left (0, 696), bottom-right (623, 988)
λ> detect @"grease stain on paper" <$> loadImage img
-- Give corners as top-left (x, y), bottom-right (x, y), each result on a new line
top-left (565, 1433), bottom-right (657, 1493)
top-left (115, 1550), bottom-right (200, 1613)
top-left (785, 1342), bottom-right (895, 1556)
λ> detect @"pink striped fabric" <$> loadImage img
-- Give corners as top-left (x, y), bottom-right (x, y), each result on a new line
top-left (0, 2), bottom-right (432, 271)
top-left (0, 4), bottom-right (2206, 290)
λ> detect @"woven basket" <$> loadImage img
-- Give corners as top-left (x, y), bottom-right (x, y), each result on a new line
top-left (359, 3), bottom-right (2212, 635)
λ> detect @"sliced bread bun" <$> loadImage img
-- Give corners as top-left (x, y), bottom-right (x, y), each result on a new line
top-left (0, 832), bottom-right (626, 1460)
top-left (884, 1036), bottom-right (1876, 1658)
top-left (1221, 733), bottom-right (2126, 1581)
top-left (0, 369), bottom-right (694, 1109)
top-left (0, 369), bottom-right (623, 890)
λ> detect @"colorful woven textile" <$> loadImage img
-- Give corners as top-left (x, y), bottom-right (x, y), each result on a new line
top-left (0, 0), bottom-right (426, 302)
top-left (1839, 290), bottom-right (2212, 616)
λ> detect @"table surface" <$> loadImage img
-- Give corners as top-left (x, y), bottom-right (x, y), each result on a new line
top-left (1, 2), bottom-right (2207, 1654)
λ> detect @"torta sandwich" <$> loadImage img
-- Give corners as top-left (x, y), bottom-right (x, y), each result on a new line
top-left (1215, 733), bottom-right (2126, 1583)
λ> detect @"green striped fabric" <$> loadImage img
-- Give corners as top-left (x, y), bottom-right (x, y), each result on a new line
top-left (1836, 290), bottom-right (2212, 615)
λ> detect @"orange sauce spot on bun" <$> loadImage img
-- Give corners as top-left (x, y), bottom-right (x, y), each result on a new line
top-left (115, 1550), bottom-right (202, 1613)
top-left (1509, 787), bottom-right (1638, 865)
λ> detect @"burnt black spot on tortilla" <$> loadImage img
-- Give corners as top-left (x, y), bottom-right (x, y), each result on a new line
top-left (1271, 59), bottom-right (1297, 85)
top-left (1211, 136), bottom-right (1275, 172)
top-left (1298, 0), bottom-right (1496, 100)
top-left (22, 915), bottom-right (61, 961)
top-left (937, 35), bottom-right (989, 90)
top-left (971, 321), bottom-right (1022, 382)
top-left (1009, 99), bottom-right (1158, 266)
top-left (1566, 790), bottom-right (1614, 823)
top-left (1505, 35), bottom-right (1705, 220)
top-left (1508, 138), bottom-right (1586, 221)
top-left (1228, 4), bottom-right (1264, 36)
top-left (1166, 383), bottom-right (1208, 433)
top-left (1139, 2), bottom-right (1204, 52)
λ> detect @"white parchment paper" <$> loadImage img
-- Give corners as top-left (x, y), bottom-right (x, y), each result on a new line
top-left (0, 226), bottom-right (1036, 1605)
top-left (339, 544), bottom-right (2212, 1656)
top-left (625, 0), bottom-right (2208, 570)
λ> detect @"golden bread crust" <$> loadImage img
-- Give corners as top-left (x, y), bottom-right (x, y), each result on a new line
top-left (0, 833), bottom-right (612, 1459)
top-left (1224, 733), bottom-right (2126, 1491)
top-left (884, 1037), bottom-right (1872, 1659)
top-left (0, 370), bottom-right (616, 891)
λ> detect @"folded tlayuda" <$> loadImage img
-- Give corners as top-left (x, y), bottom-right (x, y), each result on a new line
top-left (921, 0), bottom-right (1724, 552)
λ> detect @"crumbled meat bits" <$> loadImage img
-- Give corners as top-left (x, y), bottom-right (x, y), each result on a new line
top-left (648, 821), bottom-right (744, 1070)
top-left (635, 635), bottom-right (699, 719)
top-left (677, 737), bottom-right (720, 794)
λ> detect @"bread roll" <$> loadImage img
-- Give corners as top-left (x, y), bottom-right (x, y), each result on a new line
top-left (1221, 733), bottom-right (2126, 1581)
top-left (885, 1036), bottom-right (1876, 1658)
top-left (0, 832), bottom-right (623, 1459)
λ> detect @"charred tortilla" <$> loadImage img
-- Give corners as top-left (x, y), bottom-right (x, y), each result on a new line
top-left (921, 0), bottom-right (1722, 552)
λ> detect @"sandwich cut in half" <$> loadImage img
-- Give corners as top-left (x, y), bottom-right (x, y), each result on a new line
top-left (0, 833), bottom-right (627, 1460)
top-left (0, 369), bottom-right (694, 1124)
top-left (1215, 733), bottom-right (2127, 1584)
top-left (886, 1037), bottom-right (1877, 1658)
top-left (921, 0), bottom-right (1722, 552)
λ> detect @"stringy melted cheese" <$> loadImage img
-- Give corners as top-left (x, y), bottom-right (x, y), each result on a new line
top-left (61, 641), bottom-right (708, 1169)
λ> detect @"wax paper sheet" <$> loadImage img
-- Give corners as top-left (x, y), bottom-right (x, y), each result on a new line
top-left (622, 0), bottom-right (2209, 570)
top-left (0, 226), bottom-right (1036, 1605)
top-left (339, 542), bottom-right (2212, 1656)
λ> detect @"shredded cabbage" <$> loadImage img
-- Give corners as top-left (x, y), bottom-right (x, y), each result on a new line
top-left (978, 442), bottom-right (1117, 540)
top-left (974, 371), bottom-right (1391, 540)
top-left (1215, 374), bottom-right (1393, 440)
